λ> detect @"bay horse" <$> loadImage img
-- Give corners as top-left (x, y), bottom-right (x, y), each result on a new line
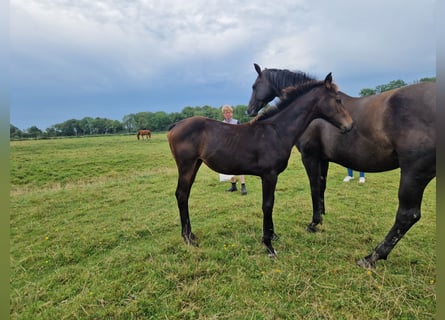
top-left (168, 74), bottom-right (353, 257)
top-left (248, 63), bottom-right (436, 268)
top-left (137, 129), bottom-right (151, 140)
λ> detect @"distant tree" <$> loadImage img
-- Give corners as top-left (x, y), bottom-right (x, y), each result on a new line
top-left (199, 105), bottom-right (220, 119)
top-left (375, 80), bottom-right (407, 94)
top-left (151, 111), bottom-right (172, 131)
top-left (10, 124), bottom-right (23, 139)
top-left (91, 117), bottom-right (108, 134)
top-left (53, 119), bottom-right (80, 136)
top-left (45, 127), bottom-right (57, 137)
top-left (122, 114), bottom-right (136, 133)
top-left (233, 105), bottom-right (250, 123)
top-left (26, 126), bottom-right (43, 139)
top-left (419, 77), bottom-right (436, 82)
top-left (132, 112), bottom-right (150, 130)
top-left (169, 112), bottom-right (186, 125)
top-left (359, 88), bottom-right (376, 97)
top-left (180, 106), bottom-right (197, 118)
top-left (107, 119), bottom-right (123, 134)
top-left (79, 117), bottom-right (95, 135)
top-left (177, 105), bottom-right (221, 121)
top-left (359, 79), bottom-right (407, 97)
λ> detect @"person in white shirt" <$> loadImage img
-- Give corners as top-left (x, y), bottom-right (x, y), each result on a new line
top-left (221, 105), bottom-right (247, 195)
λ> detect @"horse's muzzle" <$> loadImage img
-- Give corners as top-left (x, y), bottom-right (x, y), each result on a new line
top-left (341, 122), bottom-right (354, 134)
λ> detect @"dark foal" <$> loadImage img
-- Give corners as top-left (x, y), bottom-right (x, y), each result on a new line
top-left (168, 74), bottom-right (353, 256)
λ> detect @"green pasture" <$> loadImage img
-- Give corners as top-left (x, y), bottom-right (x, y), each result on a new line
top-left (10, 133), bottom-right (436, 319)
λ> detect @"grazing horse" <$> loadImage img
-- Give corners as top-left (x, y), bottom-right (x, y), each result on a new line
top-left (247, 64), bottom-right (436, 268)
top-left (137, 129), bottom-right (151, 140)
top-left (168, 74), bottom-right (353, 256)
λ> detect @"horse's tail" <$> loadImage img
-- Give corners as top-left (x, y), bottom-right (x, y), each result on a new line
top-left (137, 132), bottom-right (140, 140)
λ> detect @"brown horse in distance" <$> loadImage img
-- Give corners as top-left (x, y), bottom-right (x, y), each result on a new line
top-left (137, 129), bottom-right (151, 140)
top-left (247, 64), bottom-right (436, 268)
top-left (168, 74), bottom-right (353, 257)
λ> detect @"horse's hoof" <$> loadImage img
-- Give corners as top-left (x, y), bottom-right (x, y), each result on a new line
top-left (268, 250), bottom-right (278, 258)
top-left (357, 258), bottom-right (375, 269)
top-left (306, 223), bottom-right (318, 233)
top-left (185, 240), bottom-right (199, 247)
top-left (183, 233), bottom-right (198, 246)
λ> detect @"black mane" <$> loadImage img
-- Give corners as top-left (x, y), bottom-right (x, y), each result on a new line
top-left (264, 68), bottom-right (316, 93)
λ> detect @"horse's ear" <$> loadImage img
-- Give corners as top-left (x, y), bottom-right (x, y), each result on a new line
top-left (324, 72), bottom-right (333, 89)
top-left (254, 63), bottom-right (262, 76)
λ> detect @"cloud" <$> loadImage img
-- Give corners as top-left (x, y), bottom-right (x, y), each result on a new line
top-left (11, 1), bottom-right (311, 81)
top-left (258, 0), bottom-right (435, 77)
top-left (12, 0), bottom-right (435, 81)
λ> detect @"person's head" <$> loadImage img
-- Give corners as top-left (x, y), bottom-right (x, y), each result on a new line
top-left (221, 105), bottom-right (233, 121)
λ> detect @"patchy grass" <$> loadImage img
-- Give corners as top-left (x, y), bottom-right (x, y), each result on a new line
top-left (10, 134), bottom-right (436, 319)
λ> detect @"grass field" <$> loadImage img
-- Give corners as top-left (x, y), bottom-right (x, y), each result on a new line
top-left (10, 133), bottom-right (436, 319)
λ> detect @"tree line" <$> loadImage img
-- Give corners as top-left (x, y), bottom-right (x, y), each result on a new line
top-left (10, 105), bottom-right (251, 140)
top-left (10, 77), bottom-right (435, 140)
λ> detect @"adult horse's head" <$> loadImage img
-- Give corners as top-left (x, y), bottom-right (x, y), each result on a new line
top-left (247, 64), bottom-right (278, 116)
top-left (281, 73), bottom-right (353, 133)
top-left (247, 63), bottom-right (315, 116)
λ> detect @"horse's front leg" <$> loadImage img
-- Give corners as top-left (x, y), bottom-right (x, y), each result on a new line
top-left (302, 154), bottom-right (325, 233)
top-left (261, 174), bottom-right (278, 257)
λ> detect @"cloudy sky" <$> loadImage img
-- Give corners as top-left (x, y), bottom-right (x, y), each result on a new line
top-left (10, 0), bottom-right (436, 130)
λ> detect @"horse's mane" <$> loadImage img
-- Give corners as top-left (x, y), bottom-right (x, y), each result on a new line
top-left (252, 80), bottom-right (338, 122)
top-left (264, 68), bottom-right (316, 92)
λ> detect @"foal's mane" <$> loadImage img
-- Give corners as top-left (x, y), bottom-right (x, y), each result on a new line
top-left (263, 68), bottom-right (316, 91)
top-left (253, 80), bottom-right (338, 122)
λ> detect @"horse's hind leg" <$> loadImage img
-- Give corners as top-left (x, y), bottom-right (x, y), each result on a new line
top-left (175, 160), bottom-right (202, 246)
top-left (357, 169), bottom-right (435, 269)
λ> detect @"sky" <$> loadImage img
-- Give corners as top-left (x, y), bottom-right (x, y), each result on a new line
top-left (10, 0), bottom-right (437, 131)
